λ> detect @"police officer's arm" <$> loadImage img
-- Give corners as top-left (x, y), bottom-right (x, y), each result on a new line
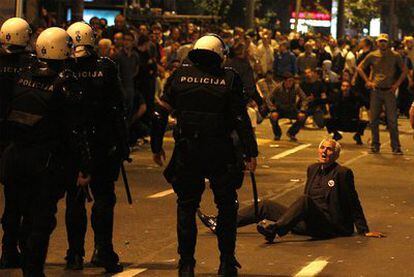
top-left (230, 73), bottom-right (258, 171)
top-left (151, 72), bottom-right (175, 166)
top-left (57, 70), bottom-right (92, 185)
top-left (103, 58), bottom-right (130, 160)
top-left (0, 76), bottom-right (12, 155)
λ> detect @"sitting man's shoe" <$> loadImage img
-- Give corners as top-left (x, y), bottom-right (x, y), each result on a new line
top-left (370, 146), bottom-right (380, 154)
top-left (197, 209), bottom-right (217, 234)
top-left (256, 220), bottom-right (278, 243)
top-left (392, 148), bottom-right (403, 155)
top-left (218, 256), bottom-right (241, 276)
top-left (178, 259), bottom-right (195, 277)
top-left (353, 134), bottom-right (363, 145)
top-left (65, 254), bottom-right (84, 270)
top-left (90, 248), bottom-right (123, 273)
top-left (332, 132), bottom-right (343, 141)
top-left (274, 136), bottom-right (281, 141)
top-left (0, 249), bottom-right (21, 269)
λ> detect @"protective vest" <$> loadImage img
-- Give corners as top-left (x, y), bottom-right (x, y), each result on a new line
top-left (169, 63), bottom-right (236, 138)
top-left (0, 51), bottom-right (32, 134)
top-left (6, 61), bottom-right (77, 145)
top-left (68, 54), bottom-right (125, 150)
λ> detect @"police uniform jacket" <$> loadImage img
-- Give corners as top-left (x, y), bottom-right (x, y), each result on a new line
top-left (304, 162), bottom-right (369, 236)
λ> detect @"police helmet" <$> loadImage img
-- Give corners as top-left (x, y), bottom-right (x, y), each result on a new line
top-left (188, 34), bottom-right (229, 65)
top-left (35, 27), bottom-right (72, 60)
top-left (66, 22), bottom-right (95, 47)
top-left (0, 17), bottom-right (31, 47)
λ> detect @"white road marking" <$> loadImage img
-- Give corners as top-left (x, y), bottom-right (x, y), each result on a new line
top-left (343, 151), bottom-right (369, 166)
top-left (112, 268), bottom-right (147, 277)
top-left (294, 257), bottom-right (329, 277)
top-left (271, 144), bottom-right (312, 160)
top-left (147, 189), bottom-right (174, 198)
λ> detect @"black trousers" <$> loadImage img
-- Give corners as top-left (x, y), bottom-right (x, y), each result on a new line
top-left (269, 108), bottom-right (306, 138)
top-left (65, 180), bottom-right (117, 257)
top-left (273, 195), bottom-right (337, 238)
top-left (237, 199), bottom-right (306, 235)
top-left (65, 156), bottom-right (119, 257)
top-left (326, 118), bottom-right (368, 136)
top-left (1, 178), bottom-right (23, 253)
top-left (168, 139), bottom-right (240, 263)
top-left (237, 197), bottom-right (337, 238)
top-left (1, 144), bottom-right (69, 276)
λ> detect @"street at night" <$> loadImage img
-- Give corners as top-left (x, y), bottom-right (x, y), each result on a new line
top-left (1, 119), bottom-right (413, 276)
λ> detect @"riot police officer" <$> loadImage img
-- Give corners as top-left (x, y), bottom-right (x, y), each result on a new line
top-left (65, 22), bottom-right (127, 273)
top-left (0, 27), bottom-right (92, 277)
top-left (151, 34), bottom-right (258, 277)
top-left (0, 17), bottom-right (33, 268)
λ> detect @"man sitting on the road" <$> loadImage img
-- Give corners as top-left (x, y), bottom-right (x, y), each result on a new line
top-left (198, 138), bottom-right (385, 242)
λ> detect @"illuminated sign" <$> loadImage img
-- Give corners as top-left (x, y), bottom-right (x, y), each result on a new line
top-left (291, 12), bottom-right (331, 21)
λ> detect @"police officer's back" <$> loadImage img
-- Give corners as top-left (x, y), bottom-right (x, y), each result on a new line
top-left (1, 26), bottom-right (92, 277)
top-left (151, 34), bottom-right (258, 277)
top-left (0, 17), bottom-right (33, 269)
top-left (64, 22), bottom-right (127, 273)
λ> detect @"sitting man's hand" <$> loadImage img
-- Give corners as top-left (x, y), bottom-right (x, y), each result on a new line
top-left (365, 231), bottom-right (386, 238)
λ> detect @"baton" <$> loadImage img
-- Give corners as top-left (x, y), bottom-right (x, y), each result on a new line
top-left (121, 161), bottom-right (133, 205)
top-left (250, 171), bottom-right (260, 221)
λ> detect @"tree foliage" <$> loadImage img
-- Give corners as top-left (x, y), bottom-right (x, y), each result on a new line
top-left (344, 0), bottom-right (380, 29)
top-left (192, 0), bottom-right (231, 16)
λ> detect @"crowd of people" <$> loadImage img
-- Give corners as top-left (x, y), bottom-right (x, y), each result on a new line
top-left (28, 13), bottom-right (411, 152)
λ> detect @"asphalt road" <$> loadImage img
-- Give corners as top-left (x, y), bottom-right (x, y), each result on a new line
top-left (1, 117), bottom-right (414, 277)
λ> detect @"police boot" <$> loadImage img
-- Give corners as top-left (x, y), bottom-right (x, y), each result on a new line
top-left (65, 253), bottom-right (84, 270)
top-left (90, 248), bottom-right (123, 273)
top-left (178, 258), bottom-right (195, 277)
top-left (218, 256), bottom-right (241, 276)
top-left (197, 209), bottom-right (217, 234)
top-left (0, 248), bottom-right (21, 269)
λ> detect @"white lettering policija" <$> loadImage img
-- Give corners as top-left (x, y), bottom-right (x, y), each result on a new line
top-left (180, 76), bottom-right (226, 86)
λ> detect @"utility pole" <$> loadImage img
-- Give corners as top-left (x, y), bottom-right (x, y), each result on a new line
top-left (15, 0), bottom-right (24, 17)
top-left (246, 0), bottom-right (255, 29)
top-left (71, 0), bottom-right (84, 22)
top-left (294, 0), bottom-right (302, 31)
top-left (337, 0), bottom-right (345, 38)
top-left (389, 0), bottom-right (398, 40)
